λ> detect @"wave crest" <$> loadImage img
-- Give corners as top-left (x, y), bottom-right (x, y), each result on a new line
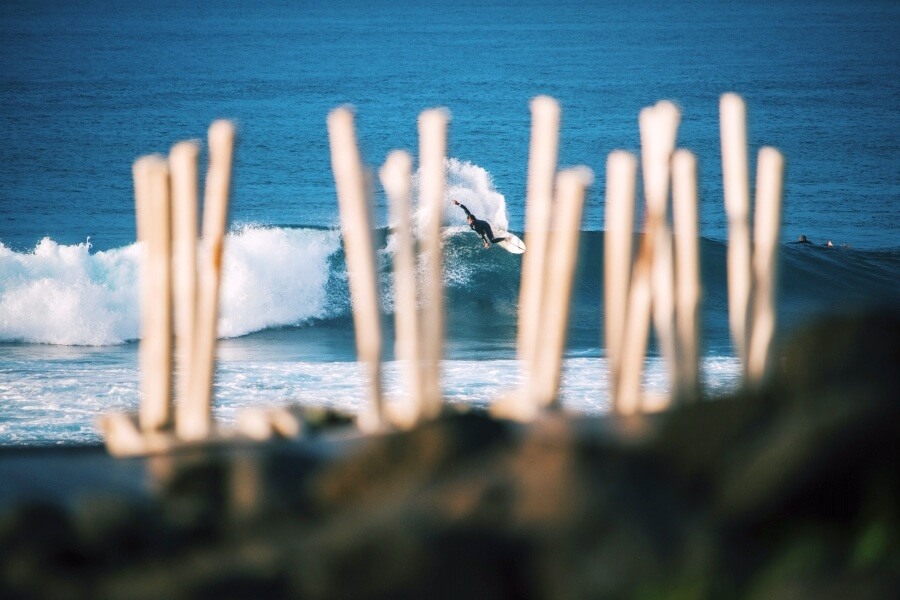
top-left (3, 226), bottom-right (897, 347)
top-left (219, 226), bottom-right (342, 337)
top-left (0, 227), bottom-right (343, 346)
top-left (0, 238), bottom-right (141, 345)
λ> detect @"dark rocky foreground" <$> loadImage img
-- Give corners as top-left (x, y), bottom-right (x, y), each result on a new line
top-left (1, 311), bottom-right (898, 599)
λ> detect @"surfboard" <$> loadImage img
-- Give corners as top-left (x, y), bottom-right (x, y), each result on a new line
top-left (495, 231), bottom-right (525, 254)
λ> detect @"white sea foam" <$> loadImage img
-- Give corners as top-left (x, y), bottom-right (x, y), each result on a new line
top-left (218, 226), bottom-right (342, 337)
top-left (0, 226), bottom-right (343, 345)
top-left (0, 238), bottom-right (141, 345)
top-left (0, 353), bottom-right (742, 445)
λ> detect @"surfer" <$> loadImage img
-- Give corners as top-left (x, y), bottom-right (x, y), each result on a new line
top-left (793, 234), bottom-right (813, 244)
top-left (453, 199), bottom-right (507, 249)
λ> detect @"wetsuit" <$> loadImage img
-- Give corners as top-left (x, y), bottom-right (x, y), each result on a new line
top-left (458, 203), bottom-right (506, 245)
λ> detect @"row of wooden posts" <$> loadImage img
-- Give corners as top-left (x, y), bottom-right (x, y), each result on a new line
top-left (101, 122), bottom-right (236, 455)
top-left (101, 93), bottom-right (783, 456)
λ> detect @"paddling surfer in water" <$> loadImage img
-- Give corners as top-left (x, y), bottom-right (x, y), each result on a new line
top-left (453, 199), bottom-right (507, 249)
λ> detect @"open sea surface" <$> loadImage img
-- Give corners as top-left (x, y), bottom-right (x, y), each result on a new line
top-left (1, 0), bottom-right (898, 444)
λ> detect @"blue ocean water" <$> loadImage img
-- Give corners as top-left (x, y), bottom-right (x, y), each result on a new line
top-left (1, 0), bottom-right (898, 444)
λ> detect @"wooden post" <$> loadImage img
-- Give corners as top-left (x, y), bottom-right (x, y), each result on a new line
top-left (748, 147), bottom-right (784, 386)
top-left (617, 102), bottom-right (680, 415)
top-left (531, 167), bottom-right (592, 407)
top-left (641, 101), bottom-right (681, 407)
top-left (327, 108), bottom-right (384, 431)
top-left (650, 222), bottom-right (676, 407)
top-left (418, 108), bottom-right (449, 419)
top-left (640, 102), bottom-right (681, 223)
top-left (169, 141), bottom-right (200, 434)
top-left (720, 93), bottom-right (752, 376)
top-left (672, 149), bottom-right (701, 402)
top-left (603, 151), bottom-right (637, 407)
top-left (616, 237), bottom-right (653, 415)
top-left (517, 95), bottom-right (560, 379)
top-left (184, 120), bottom-right (235, 440)
top-left (133, 155), bottom-right (173, 432)
top-left (380, 149), bottom-right (424, 428)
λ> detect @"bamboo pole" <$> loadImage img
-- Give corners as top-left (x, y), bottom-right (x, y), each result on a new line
top-left (748, 146), bottom-right (784, 386)
top-left (616, 236), bottom-right (653, 415)
top-left (133, 155), bottom-right (173, 432)
top-left (640, 102), bottom-right (681, 222)
top-left (616, 102), bottom-right (680, 415)
top-left (183, 120), bottom-right (235, 440)
top-left (517, 95), bottom-right (560, 376)
top-left (650, 223), bottom-right (676, 409)
top-left (672, 149), bottom-right (701, 402)
top-left (603, 151), bottom-right (637, 407)
top-left (380, 149), bottom-right (424, 428)
top-left (720, 93), bottom-right (752, 375)
top-left (327, 108), bottom-right (384, 431)
top-left (418, 108), bottom-right (449, 419)
top-left (531, 167), bottom-right (592, 408)
top-left (641, 101), bottom-right (681, 407)
top-left (169, 141), bottom-right (200, 434)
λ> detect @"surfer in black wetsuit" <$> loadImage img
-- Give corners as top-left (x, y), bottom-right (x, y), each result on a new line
top-left (453, 199), bottom-right (506, 249)
top-left (793, 234), bottom-right (813, 244)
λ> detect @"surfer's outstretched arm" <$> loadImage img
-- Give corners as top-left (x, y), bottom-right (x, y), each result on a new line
top-left (453, 199), bottom-right (473, 219)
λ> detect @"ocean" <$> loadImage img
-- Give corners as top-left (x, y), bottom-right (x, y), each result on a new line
top-left (1, 0), bottom-right (898, 444)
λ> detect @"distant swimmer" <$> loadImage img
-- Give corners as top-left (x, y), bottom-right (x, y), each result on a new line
top-left (792, 234), bottom-right (813, 244)
top-left (453, 199), bottom-right (507, 249)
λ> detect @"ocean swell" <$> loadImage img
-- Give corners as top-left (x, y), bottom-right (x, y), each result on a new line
top-left (2, 227), bottom-right (897, 348)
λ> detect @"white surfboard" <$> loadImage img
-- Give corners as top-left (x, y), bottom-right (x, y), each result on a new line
top-left (494, 230), bottom-right (525, 254)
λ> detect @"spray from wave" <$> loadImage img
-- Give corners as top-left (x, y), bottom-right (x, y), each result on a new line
top-left (385, 157), bottom-right (513, 296)
top-left (408, 157), bottom-right (510, 234)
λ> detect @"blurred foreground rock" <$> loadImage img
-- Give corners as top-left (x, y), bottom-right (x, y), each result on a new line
top-left (1, 310), bottom-right (898, 599)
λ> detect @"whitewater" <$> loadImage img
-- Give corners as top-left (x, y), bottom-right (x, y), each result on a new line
top-left (0, 227), bottom-right (341, 345)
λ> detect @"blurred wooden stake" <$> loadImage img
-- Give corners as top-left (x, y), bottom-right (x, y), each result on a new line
top-left (643, 102), bottom-right (681, 409)
top-left (184, 120), bottom-right (235, 440)
top-left (603, 151), bottom-right (637, 407)
top-left (720, 93), bottom-right (752, 376)
top-left (418, 108), bottom-right (449, 419)
top-left (748, 147), bottom-right (784, 386)
top-left (531, 167), bottom-right (592, 407)
top-left (133, 155), bottom-right (173, 432)
top-left (617, 102), bottom-right (680, 415)
top-left (616, 239), bottom-right (653, 415)
top-left (517, 96), bottom-right (560, 388)
top-left (672, 149), bottom-right (701, 402)
top-left (169, 141), bottom-right (200, 435)
top-left (380, 150), bottom-right (424, 428)
top-left (328, 108), bottom-right (384, 431)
